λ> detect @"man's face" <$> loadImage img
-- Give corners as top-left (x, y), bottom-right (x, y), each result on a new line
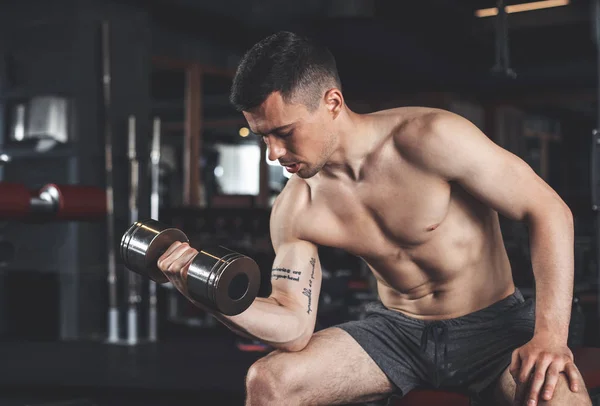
top-left (243, 91), bottom-right (337, 179)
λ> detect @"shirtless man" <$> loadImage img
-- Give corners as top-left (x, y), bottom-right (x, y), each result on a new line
top-left (157, 31), bottom-right (592, 406)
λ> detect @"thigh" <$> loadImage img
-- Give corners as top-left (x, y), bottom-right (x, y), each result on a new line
top-left (492, 365), bottom-right (592, 406)
top-left (259, 327), bottom-right (396, 405)
top-left (489, 366), bottom-right (519, 406)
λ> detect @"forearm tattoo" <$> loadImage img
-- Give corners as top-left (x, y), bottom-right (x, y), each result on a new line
top-left (271, 267), bottom-right (301, 282)
top-left (303, 258), bottom-right (316, 314)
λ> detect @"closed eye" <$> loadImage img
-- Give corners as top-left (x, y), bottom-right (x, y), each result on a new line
top-left (276, 131), bottom-right (293, 139)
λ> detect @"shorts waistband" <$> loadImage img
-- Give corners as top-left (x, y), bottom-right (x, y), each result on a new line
top-left (440, 287), bottom-right (525, 326)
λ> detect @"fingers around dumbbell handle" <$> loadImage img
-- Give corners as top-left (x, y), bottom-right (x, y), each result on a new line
top-left (187, 246), bottom-right (261, 316)
top-left (120, 219), bottom-right (260, 315)
top-left (120, 219), bottom-right (189, 284)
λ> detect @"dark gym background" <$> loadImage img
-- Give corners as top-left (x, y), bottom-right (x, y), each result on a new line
top-left (0, 0), bottom-right (599, 405)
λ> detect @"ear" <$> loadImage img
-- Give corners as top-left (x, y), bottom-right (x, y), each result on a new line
top-left (324, 88), bottom-right (343, 119)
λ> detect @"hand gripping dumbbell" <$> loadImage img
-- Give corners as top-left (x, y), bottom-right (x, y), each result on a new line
top-left (120, 219), bottom-right (261, 315)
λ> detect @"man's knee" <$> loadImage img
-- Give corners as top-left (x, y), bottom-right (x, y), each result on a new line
top-left (539, 374), bottom-right (592, 406)
top-left (245, 355), bottom-right (301, 405)
top-left (246, 359), bottom-right (279, 404)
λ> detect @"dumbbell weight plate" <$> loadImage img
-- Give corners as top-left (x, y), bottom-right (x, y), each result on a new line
top-left (188, 246), bottom-right (261, 316)
top-left (121, 219), bottom-right (261, 316)
top-left (120, 219), bottom-right (189, 284)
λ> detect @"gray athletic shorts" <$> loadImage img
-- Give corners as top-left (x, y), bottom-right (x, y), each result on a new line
top-left (336, 288), bottom-right (535, 405)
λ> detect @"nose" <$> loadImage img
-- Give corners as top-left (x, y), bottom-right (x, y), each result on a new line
top-left (266, 137), bottom-right (286, 162)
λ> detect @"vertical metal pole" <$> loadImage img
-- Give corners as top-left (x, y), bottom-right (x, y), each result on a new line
top-left (183, 64), bottom-right (202, 207)
top-left (127, 116), bottom-right (140, 345)
top-left (593, 130), bottom-right (600, 340)
top-left (102, 20), bottom-right (119, 344)
top-left (148, 117), bottom-right (161, 342)
top-left (492, 0), bottom-right (516, 78)
top-left (593, 0), bottom-right (600, 337)
top-left (493, 0), bottom-right (504, 73)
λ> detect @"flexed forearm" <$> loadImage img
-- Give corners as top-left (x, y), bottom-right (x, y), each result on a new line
top-left (527, 202), bottom-right (574, 342)
top-left (214, 296), bottom-right (311, 351)
top-left (155, 228), bottom-right (321, 351)
top-left (216, 259), bottom-right (320, 351)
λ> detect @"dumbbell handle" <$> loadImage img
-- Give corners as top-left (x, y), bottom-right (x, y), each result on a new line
top-left (120, 219), bottom-right (261, 315)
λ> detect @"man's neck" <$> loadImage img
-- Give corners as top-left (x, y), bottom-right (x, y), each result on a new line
top-left (320, 109), bottom-right (378, 181)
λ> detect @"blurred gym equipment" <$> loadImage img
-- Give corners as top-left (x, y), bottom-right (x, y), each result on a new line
top-left (0, 182), bottom-right (106, 221)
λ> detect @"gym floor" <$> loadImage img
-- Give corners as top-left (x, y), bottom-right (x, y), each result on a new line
top-left (0, 333), bottom-right (258, 405)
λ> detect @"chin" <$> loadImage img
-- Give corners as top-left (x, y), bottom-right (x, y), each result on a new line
top-left (297, 165), bottom-right (320, 179)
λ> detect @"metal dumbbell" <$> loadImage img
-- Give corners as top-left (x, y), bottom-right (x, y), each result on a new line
top-left (120, 219), bottom-right (260, 315)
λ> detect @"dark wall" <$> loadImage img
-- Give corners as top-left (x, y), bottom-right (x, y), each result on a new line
top-left (151, 23), bottom-right (242, 69)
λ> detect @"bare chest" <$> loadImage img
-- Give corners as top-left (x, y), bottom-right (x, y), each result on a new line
top-left (298, 170), bottom-right (452, 259)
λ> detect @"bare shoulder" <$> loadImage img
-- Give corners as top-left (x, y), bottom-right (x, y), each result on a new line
top-left (270, 176), bottom-right (311, 247)
top-left (272, 175), bottom-right (311, 217)
top-left (388, 107), bottom-right (487, 175)
top-left (388, 107), bottom-right (466, 148)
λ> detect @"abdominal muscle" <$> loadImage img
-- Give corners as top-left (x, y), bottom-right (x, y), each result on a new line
top-left (364, 218), bottom-right (516, 320)
top-left (375, 270), bottom-right (515, 320)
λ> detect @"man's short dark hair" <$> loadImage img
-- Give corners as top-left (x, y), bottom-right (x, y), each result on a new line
top-left (229, 31), bottom-right (342, 112)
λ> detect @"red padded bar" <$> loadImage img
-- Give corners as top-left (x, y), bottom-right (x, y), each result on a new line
top-left (39, 183), bottom-right (106, 220)
top-left (394, 390), bottom-right (469, 406)
top-left (0, 182), bottom-right (33, 218)
top-left (574, 347), bottom-right (600, 389)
